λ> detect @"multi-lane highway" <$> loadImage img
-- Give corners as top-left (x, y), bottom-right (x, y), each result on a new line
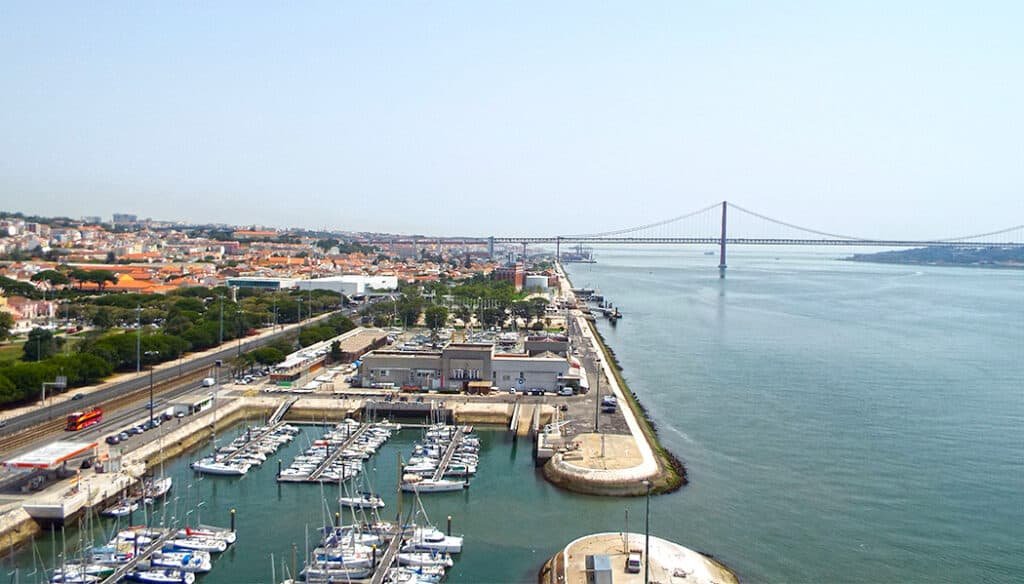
top-left (0, 311), bottom-right (339, 455)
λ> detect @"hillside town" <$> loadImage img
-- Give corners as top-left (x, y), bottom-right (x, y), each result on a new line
top-left (0, 211), bottom-right (553, 334)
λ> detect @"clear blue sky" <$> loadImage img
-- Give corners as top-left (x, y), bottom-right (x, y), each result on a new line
top-left (1, 1), bottom-right (1022, 238)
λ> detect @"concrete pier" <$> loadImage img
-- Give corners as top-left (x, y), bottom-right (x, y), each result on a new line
top-left (539, 532), bottom-right (739, 584)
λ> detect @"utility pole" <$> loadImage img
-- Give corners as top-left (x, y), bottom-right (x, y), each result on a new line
top-left (718, 200), bottom-right (728, 278)
top-left (219, 295), bottom-right (224, 345)
top-left (594, 357), bottom-right (602, 432)
top-left (135, 306), bottom-right (142, 374)
top-left (143, 351), bottom-right (159, 425)
top-left (643, 479), bottom-right (652, 584)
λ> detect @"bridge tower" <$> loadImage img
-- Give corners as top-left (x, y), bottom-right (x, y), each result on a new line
top-left (555, 236), bottom-right (562, 263)
top-left (719, 201), bottom-right (727, 278)
top-left (487, 236), bottom-right (494, 259)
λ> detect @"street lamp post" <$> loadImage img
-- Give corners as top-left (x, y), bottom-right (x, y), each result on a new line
top-left (135, 306), bottom-right (142, 374)
top-left (144, 351), bottom-right (160, 426)
top-left (643, 479), bottom-right (652, 584)
top-left (218, 296), bottom-right (224, 346)
top-left (594, 357), bottom-right (602, 432)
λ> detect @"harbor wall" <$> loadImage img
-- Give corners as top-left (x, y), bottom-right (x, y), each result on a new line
top-left (0, 509), bottom-right (41, 550)
top-left (551, 264), bottom-right (685, 495)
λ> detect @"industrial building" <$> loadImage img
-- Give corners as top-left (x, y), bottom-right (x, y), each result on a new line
top-left (294, 275), bottom-right (399, 296)
top-left (226, 276), bottom-right (298, 290)
top-left (359, 342), bottom-right (572, 393)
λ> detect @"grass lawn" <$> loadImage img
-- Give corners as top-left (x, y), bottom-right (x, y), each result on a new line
top-left (0, 340), bottom-right (26, 364)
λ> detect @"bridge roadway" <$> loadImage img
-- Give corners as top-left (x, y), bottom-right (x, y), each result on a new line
top-left (0, 311), bottom-right (339, 450)
top-left (377, 236), bottom-right (1024, 247)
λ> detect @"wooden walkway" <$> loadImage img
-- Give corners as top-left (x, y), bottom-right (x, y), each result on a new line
top-left (431, 427), bottom-right (464, 481)
top-left (99, 529), bottom-right (173, 584)
top-left (367, 531), bottom-right (404, 584)
top-left (220, 421), bottom-right (285, 463)
top-left (277, 423), bottom-right (370, 483)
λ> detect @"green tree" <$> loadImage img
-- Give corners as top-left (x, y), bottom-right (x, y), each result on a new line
top-left (23, 328), bottom-right (62, 361)
top-left (30, 270), bottom-right (70, 287)
top-left (252, 347), bottom-right (285, 366)
top-left (164, 314), bottom-right (193, 336)
top-left (92, 306), bottom-right (114, 329)
top-left (0, 312), bottom-right (14, 340)
top-left (0, 373), bottom-right (17, 404)
top-left (480, 307), bottom-right (504, 328)
top-left (529, 297), bottom-right (550, 322)
top-left (329, 340), bottom-right (343, 362)
top-left (454, 305), bottom-right (472, 328)
top-left (424, 305), bottom-right (449, 330)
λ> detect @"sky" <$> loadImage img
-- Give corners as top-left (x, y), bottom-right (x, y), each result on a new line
top-left (1, 1), bottom-right (1022, 239)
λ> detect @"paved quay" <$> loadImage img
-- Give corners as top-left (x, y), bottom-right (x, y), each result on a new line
top-left (540, 532), bottom-right (739, 584)
top-left (542, 264), bottom-right (664, 496)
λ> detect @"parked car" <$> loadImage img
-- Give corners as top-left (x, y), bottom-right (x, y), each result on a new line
top-left (527, 388), bottom-right (545, 396)
top-left (71, 393), bottom-right (84, 400)
top-left (557, 387), bottom-right (574, 397)
top-left (162, 412), bottom-right (174, 421)
top-left (118, 431), bottom-right (130, 441)
top-left (626, 552), bottom-right (642, 573)
top-left (105, 435), bottom-right (121, 445)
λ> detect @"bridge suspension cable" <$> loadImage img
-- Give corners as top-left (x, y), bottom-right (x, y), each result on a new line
top-left (564, 201), bottom-right (722, 238)
top-left (936, 223), bottom-right (1024, 242)
top-left (726, 202), bottom-right (867, 241)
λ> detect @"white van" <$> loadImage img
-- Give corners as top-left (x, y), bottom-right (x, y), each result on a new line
top-left (626, 552), bottom-right (642, 573)
top-left (201, 377), bottom-right (216, 387)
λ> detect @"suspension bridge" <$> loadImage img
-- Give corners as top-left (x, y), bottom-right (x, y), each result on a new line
top-left (372, 201), bottom-right (1024, 274)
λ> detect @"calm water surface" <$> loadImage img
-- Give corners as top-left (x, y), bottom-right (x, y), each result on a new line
top-left (9, 249), bottom-right (1023, 583)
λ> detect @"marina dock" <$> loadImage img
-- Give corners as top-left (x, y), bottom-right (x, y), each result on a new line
top-left (99, 529), bottom-right (174, 584)
top-left (431, 426), bottom-right (465, 481)
top-left (219, 421), bottom-right (287, 463)
top-left (367, 532), bottom-right (404, 584)
top-left (277, 423), bottom-right (370, 483)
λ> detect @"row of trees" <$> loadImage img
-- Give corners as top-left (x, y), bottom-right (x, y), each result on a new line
top-left (359, 277), bottom-right (549, 331)
top-left (0, 286), bottom-right (347, 407)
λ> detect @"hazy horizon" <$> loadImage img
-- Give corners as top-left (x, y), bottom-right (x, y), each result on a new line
top-left (2, 2), bottom-right (1022, 239)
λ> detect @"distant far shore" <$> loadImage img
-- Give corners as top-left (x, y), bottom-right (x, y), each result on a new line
top-left (845, 246), bottom-right (1024, 270)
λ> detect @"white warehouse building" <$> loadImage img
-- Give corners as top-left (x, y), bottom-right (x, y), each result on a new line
top-left (295, 275), bottom-right (399, 296)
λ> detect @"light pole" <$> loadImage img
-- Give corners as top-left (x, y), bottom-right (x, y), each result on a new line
top-left (236, 307), bottom-right (243, 357)
top-left (144, 351), bottom-right (160, 426)
top-left (135, 306), bottom-right (142, 374)
top-left (593, 356), bottom-right (602, 432)
top-left (218, 295), bottom-right (224, 346)
top-left (643, 479), bottom-right (652, 584)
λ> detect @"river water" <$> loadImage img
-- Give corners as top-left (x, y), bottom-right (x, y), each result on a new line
top-left (8, 249), bottom-right (1023, 583)
top-left (565, 248), bottom-right (1023, 583)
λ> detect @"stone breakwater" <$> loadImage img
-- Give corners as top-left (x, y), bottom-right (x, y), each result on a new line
top-left (546, 263), bottom-right (684, 496)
